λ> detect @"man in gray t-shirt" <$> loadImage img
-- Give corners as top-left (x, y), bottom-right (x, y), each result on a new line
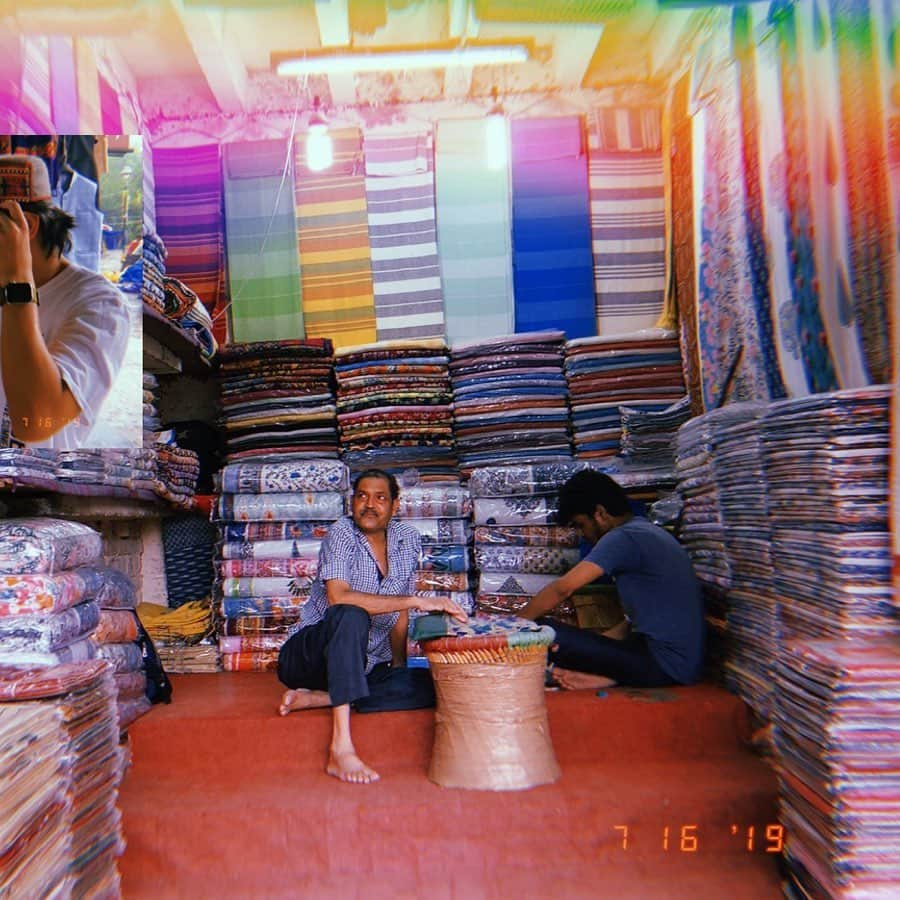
top-left (520, 470), bottom-right (704, 691)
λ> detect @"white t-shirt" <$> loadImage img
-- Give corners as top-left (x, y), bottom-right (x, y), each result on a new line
top-left (0, 263), bottom-right (131, 449)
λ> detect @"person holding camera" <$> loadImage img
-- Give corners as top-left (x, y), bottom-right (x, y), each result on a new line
top-left (0, 154), bottom-right (130, 448)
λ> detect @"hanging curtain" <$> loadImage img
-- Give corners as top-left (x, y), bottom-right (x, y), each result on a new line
top-left (294, 127), bottom-right (376, 349)
top-left (434, 118), bottom-right (514, 345)
top-left (223, 139), bottom-right (304, 343)
top-left (48, 37), bottom-right (79, 133)
top-left (364, 128), bottom-right (445, 341)
top-left (510, 116), bottom-right (595, 339)
top-left (153, 143), bottom-right (227, 346)
top-left (98, 74), bottom-right (122, 135)
top-left (587, 107), bottom-right (665, 335)
top-left (20, 37), bottom-right (52, 132)
top-left (74, 39), bottom-right (101, 133)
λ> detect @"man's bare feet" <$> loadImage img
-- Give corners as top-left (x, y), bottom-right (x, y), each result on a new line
top-left (552, 667), bottom-right (617, 691)
top-left (278, 688), bottom-right (331, 716)
top-left (326, 750), bottom-right (380, 784)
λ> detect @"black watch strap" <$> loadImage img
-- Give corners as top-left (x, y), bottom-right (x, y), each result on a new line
top-left (0, 283), bottom-right (39, 306)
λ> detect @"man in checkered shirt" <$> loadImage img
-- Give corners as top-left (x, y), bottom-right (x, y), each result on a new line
top-left (277, 468), bottom-right (467, 784)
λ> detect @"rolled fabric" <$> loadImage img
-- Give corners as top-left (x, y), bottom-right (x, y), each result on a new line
top-left (218, 460), bottom-right (349, 494)
top-left (415, 571), bottom-right (469, 592)
top-left (215, 492), bottom-right (345, 522)
top-left (218, 539), bottom-right (322, 560)
top-left (219, 576), bottom-right (314, 599)
top-left (221, 521), bottom-right (330, 542)
top-left (473, 497), bottom-right (558, 526)
top-left (218, 634), bottom-right (286, 654)
top-left (402, 518), bottom-right (471, 544)
top-left (220, 596), bottom-right (308, 618)
top-left (221, 651), bottom-right (279, 672)
top-left (216, 558), bottom-right (319, 579)
top-left (473, 525), bottom-right (579, 548)
top-left (468, 462), bottom-right (592, 497)
top-left (393, 486), bottom-right (471, 518)
top-left (477, 571), bottom-right (557, 595)
top-left (474, 545), bottom-right (581, 575)
top-left (0, 637), bottom-right (96, 667)
top-left (418, 545), bottom-right (469, 573)
top-left (0, 518), bottom-right (102, 575)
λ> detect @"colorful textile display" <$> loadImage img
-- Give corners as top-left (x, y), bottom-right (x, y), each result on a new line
top-left (0, 518), bottom-right (102, 575)
top-left (142, 227), bottom-right (167, 315)
top-left (223, 139), bottom-right (304, 343)
top-left (434, 118), bottom-right (514, 344)
top-left (294, 127), bottom-right (376, 347)
top-left (564, 329), bottom-right (686, 459)
top-left (619, 396), bottom-right (692, 465)
top-left (510, 117), bottom-right (595, 339)
top-left (450, 331), bottom-right (572, 474)
top-left (363, 129), bottom-right (444, 340)
top-left (215, 492), bottom-right (345, 522)
top-left (0, 570), bottom-right (89, 616)
top-left (0, 601), bottom-right (99, 653)
top-left (219, 459), bottom-right (349, 495)
top-left (335, 338), bottom-right (457, 478)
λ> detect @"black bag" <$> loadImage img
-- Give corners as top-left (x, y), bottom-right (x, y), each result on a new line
top-left (134, 614), bottom-right (173, 705)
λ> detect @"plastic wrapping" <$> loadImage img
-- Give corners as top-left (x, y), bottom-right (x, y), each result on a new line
top-left (393, 486), bottom-right (471, 518)
top-left (473, 497), bottom-right (558, 527)
top-left (219, 538), bottom-right (322, 560)
top-left (401, 518), bottom-right (471, 545)
top-left (0, 570), bottom-right (88, 616)
top-left (473, 525), bottom-right (578, 548)
top-left (219, 576), bottom-right (314, 599)
top-left (477, 571), bottom-right (556, 596)
top-left (217, 558), bottom-right (319, 579)
top-left (215, 491), bottom-right (345, 522)
top-left (222, 651), bottom-right (279, 672)
top-left (0, 517), bottom-right (103, 575)
top-left (219, 634), bottom-right (285, 654)
top-left (474, 546), bottom-right (580, 576)
top-left (0, 600), bottom-right (100, 653)
top-left (418, 545), bottom-right (469, 573)
top-left (117, 696), bottom-right (152, 730)
top-left (218, 460), bottom-right (350, 494)
top-left (415, 571), bottom-right (469, 592)
top-left (428, 657), bottom-right (560, 791)
top-left (0, 637), bottom-right (97, 668)
top-left (95, 641), bottom-right (144, 674)
top-left (94, 610), bottom-right (140, 644)
top-left (75, 565), bottom-right (138, 609)
top-left (648, 493), bottom-right (683, 527)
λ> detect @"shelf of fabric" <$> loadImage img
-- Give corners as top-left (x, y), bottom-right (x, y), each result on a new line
top-left (142, 307), bottom-right (213, 377)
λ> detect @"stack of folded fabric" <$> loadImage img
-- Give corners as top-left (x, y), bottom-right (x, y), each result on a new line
top-left (0, 518), bottom-right (104, 668)
top-left (565, 329), bottom-right (686, 459)
top-left (468, 463), bottom-right (585, 622)
top-left (0, 702), bottom-right (72, 896)
top-left (50, 448), bottom-right (159, 501)
top-left (0, 447), bottom-right (58, 490)
top-left (141, 227), bottom-right (167, 315)
top-left (213, 460), bottom-right (349, 672)
top-left (335, 339), bottom-right (457, 479)
top-left (142, 372), bottom-right (162, 439)
top-left (76, 565), bottom-right (149, 729)
top-left (619, 395), bottom-right (693, 466)
top-left (450, 331), bottom-right (572, 475)
top-left (392, 483), bottom-right (475, 662)
top-left (774, 639), bottom-right (900, 898)
top-left (0, 661), bottom-right (125, 896)
top-left (154, 446), bottom-right (200, 508)
top-left (218, 339), bottom-right (337, 463)
top-left (760, 386), bottom-right (893, 652)
top-left (179, 296), bottom-right (218, 361)
top-left (138, 599), bottom-right (219, 674)
top-left (707, 402), bottom-right (774, 718)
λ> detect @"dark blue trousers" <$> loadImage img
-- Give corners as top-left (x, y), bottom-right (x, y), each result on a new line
top-left (277, 604), bottom-right (435, 712)
top-left (540, 618), bottom-right (679, 688)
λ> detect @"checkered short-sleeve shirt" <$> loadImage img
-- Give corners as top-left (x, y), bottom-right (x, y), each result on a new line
top-left (291, 516), bottom-right (422, 673)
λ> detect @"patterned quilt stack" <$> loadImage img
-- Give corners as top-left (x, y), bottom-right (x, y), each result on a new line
top-left (450, 330), bottom-right (572, 476)
top-left (565, 329), bottom-right (685, 459)
top-left (335, 339), bottom-right (457, 480)
top-left (213, 460), bottom-right (349, 672)
top-left (217, 339), bottom-right (338, 464)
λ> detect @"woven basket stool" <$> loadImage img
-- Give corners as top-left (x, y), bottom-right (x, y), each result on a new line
top-left (415, 614), bottom-right (560, 791)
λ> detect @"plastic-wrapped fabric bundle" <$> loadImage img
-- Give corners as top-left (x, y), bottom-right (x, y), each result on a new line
top-left (473, 497), bottom-right (559, 527)
top-left (215, 491), bottom-right (345, 522)
top-left (216, 558), bottom-right (319, 578)
top-left (221, 521), bottom-right (330, 542)
top-left (474, 545), bottom-right (581, 575)
top-left (418, 545), bottom-right (469, 573)
top-left (473, 525), bottom-right (578, 548)
top-left (95, 641), bottom-right (144, 674)
top-left (219, 635), bottom-right (284, 654)
top-left (219, 538), bottom-right (322, 560)
top-left (222, 652), bottom-right (279, 672)
top-left (218, 460), bottom-right (350, 494)
top-left (0, 570), bottom-right (88, 616)
top-left (478, 572), bottom-right (556, 596)
top-left (468, 463), bottom-right (592, 498)
top-left (0, 600), bottom-right (100, 653)
top-left (402, 518), bottom-right (470, 545)
top-left (0, 637), bottom-right (96, 667)
top-left (94, 610), bottom-right (140, 644)
top-left (0, 518), bottom-right (102, 575)
top-left (393, 485), bottom-right (471, 518)
top-left (219, 576), bottom-right (315, 599)
top-left (75, 565), bottom-right (138, 609)
top-left (220, 596), bottom-right (309, 619)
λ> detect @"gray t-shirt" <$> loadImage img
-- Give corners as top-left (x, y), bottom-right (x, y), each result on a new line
top-left (586, 517), bottom-right (704, 683)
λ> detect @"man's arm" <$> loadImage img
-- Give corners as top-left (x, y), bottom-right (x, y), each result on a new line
top-left (325, 579), bottom-right (467, 621)
top-left (519, 559), bottom-right (606, 620)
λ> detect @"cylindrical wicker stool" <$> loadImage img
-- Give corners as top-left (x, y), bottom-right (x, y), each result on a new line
top-left (417, 616), bottom-right (560, 791)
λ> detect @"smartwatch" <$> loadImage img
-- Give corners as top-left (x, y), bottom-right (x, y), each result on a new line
top-left (0, 283), bottom-right (39, 306)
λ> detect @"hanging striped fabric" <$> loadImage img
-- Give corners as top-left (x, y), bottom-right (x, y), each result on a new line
top-left (434, 118), bottom-right (514, 345)
top-left (143, 139), bottom-right (156, 233)
top-left (510, 116), bottom-right (595, 339)
top-left (592, 106), bottom-right (662, 152)
top-left (99, 73), bottom-right (122, 135)
top-left (74, 39), bottom-right (101, 133)
top-left (20, 36), bottom-right (52, 131)
top-left (223, 139), bottom-right (304, 343)
top-left (293, 127), bottom-right (376, 348)
top-left (364, 129), bottom-right (445, 340)
top-left (48, 37), bottom-right (79, 133)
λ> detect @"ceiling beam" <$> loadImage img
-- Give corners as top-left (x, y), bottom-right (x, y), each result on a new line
top-left (315, 0), bottom-right (355, 107)
top-left (550, 24), bottom-right (605, 90)
top-left (168, 0), bottom-right (248, 114)
top-left (443, 0), bottom-right (480, 98)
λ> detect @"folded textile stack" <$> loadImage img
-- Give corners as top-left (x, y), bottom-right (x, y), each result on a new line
top-left (141, 227), bottom-right (167, 315)
top-left (450, 330), bottom-right (572, 475)
top-left (0, 518), bottom-right (104, 668)
top-left (0, 661), bottom-right (125, 896)
top-left (774, 639), bottom-right (900, 898)
top-left (154, 446), bottom-right (200, 508)
top-left (218, 339), bottom-right (337, 463)
top-left (619, 396), bottom-right (693, 466)
top-left (468, 464), bottom-right (585, 623)
top-left (392, 483), bottom-right (475, 662)
top-left (54, 448), bottom-right (160, 501)
top-left (760, 386), bottom-right (894, 651)
top-left (0, 447), bottom-right (58, 491)
top-left (0, 703), bottom-right (72, 896)
top-left (77, 565), bottom-right (149, 729)
top-left (707, 403), bottom-right (774, 718)
top-left (335, 339), bottom-right (457, 480)
top-left (213, 460), bottom-right (350, 671)
top-left (139, 600), bottom-right (219, 673)
top-left (142, 372), bottom-right (163, 442)
top-left (565, 329), bottom-right (686, 459)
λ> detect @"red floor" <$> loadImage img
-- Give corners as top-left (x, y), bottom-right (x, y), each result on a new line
top-left (118, 674), bottom-right (783, 899)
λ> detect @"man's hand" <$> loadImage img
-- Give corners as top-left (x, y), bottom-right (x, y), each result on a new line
top-left (411, 595), bottom-right (468, 624)
top-left (0, 201), bottom-right (34, 285)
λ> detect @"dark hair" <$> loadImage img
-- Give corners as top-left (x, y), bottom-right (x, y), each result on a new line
top-left (557, 470), bottom-right (630, 524)
top-left (20, 201), bottom-right (75, 257)
top-left (352, 468), bottom-right (399, 501)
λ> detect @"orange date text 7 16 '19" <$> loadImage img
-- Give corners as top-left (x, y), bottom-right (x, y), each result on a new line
top-left (613, 825), bottom-right (785, 852)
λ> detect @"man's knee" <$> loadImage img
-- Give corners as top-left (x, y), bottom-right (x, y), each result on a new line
top-left (325, 603), bottom-right (370, 636)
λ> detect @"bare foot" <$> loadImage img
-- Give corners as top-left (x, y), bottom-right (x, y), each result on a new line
top-left (326, 750), bottom-right (380, 784)
top-left (552, 667), bottom-right (617, 691)
top-left (278, 688), bottom-right (331, 716)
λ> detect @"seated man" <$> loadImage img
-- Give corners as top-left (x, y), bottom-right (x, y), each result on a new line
top-left (520, 470), bottom-right (704, 691)
top-left (277, 468), bottom-right (467, 785)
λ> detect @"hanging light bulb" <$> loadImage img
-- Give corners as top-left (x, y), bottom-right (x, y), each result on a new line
top-left (485, 87), bottom-right (508, 171)
top-left (306, 97), bottom-right (333, 172)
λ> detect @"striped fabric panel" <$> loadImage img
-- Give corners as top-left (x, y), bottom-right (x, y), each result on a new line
top-left (510, 117), bottom-right (595, 339)
top-left (590, 107), bottom-right (662, 152)
top-left (74, 39), bottom-right (101, 132)
top-left (153, 144), bottom-right (227, 345)
top-left (294, 128), bottom-right (376, 349)
top-left (434, 118), bottom-right (514, 345)
top-left (20, 37), bottom-right (52, 131)
top-left (48, 37), bottom-right (79, 133)
top-left (143, 139), bottom-right (156, 232)
top-left (364, 130), bottom-right (445, 341)
top-left (223, 139), bottom-right (304, 343)
top-left (588, 151), bottom-right (666, 334)
top-left (99, 73), bottom-right (122, 134)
